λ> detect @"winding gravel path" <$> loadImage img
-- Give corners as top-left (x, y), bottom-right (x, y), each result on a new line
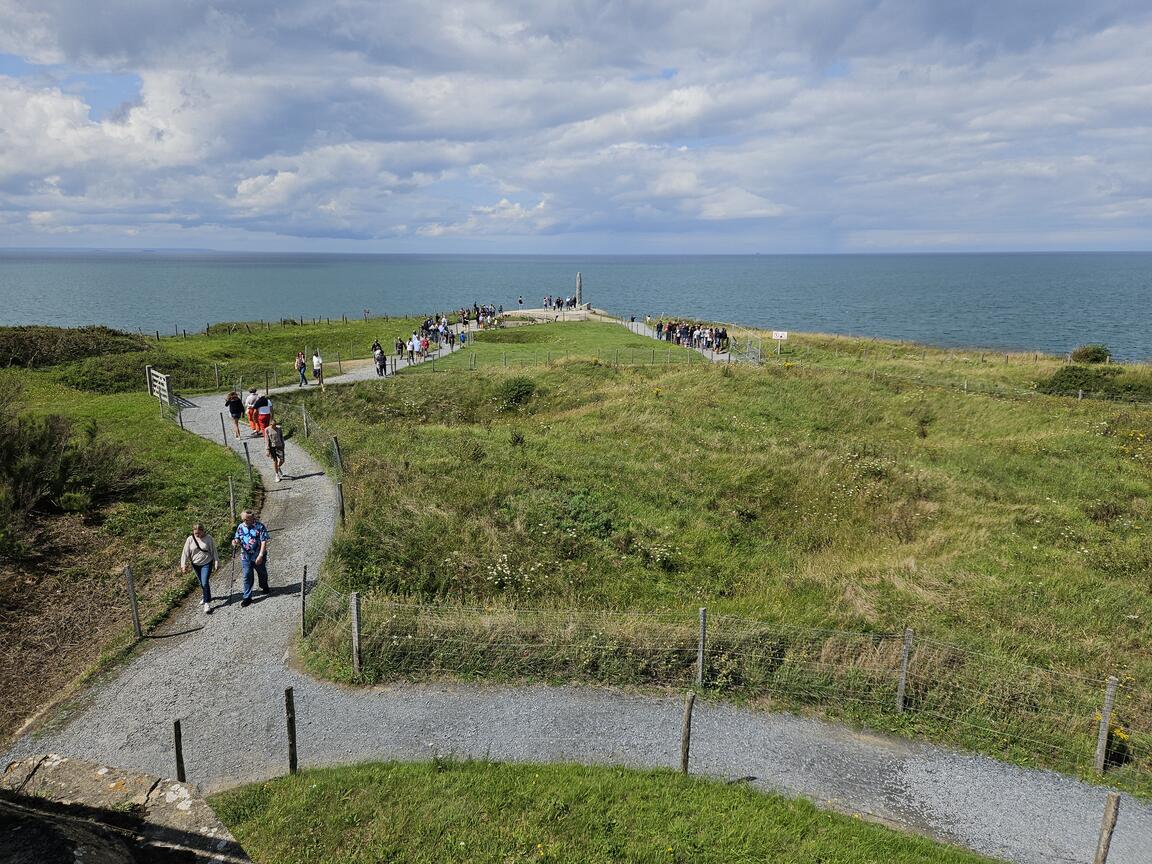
top-left (6, 327), bottom-right (1151, 864)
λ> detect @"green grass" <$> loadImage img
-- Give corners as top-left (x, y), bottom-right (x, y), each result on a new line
top-left (36, 315), bottom-right (427, 394)
top-left (275, 322), bottom-right (1152, 792)
top-left (210, 760), bottom-right (998, 864)
top-left (427, 320), bottom-right (697, 372)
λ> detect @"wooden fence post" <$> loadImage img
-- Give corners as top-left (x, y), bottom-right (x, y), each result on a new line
top-left (214, 363), bottom-right (220, 388)
top-left (1095, 676), bottom-right (1119, 774)
top-left (896, 628), bottom-right (914, 712)
top-left (228, 476), bottom-right (236, 522)
top-left (301, 404), bottom-right (310, 437)
top-left (176, 408), bottom-right (184, 431)
top-left (300, 565), bottom-right (308, 638)
top-left (696, 607), bottom-right (707, 687)
top-left (124, 565), bottom-right (142, 639)
top-left (1093, 792), bottom-right (1121, 864)
top-left (173, 719), bottom-right (186, 782)
top-left (337, 482), bottom-right (346, 525)
top-left (264, 370), bottom-right (269, 395)
top-left (285, 687), bottom-right (298, 775)
top-left (219, 412), bottom-right (229, 445)
top-left (337, 352), bottom-right (343, 375)
top-left (351, 591), bottom-right (362, 674)
top-left (680, 691), bottom-right (695, 775)
top-left (243, 442), bottom-right (254, 486)
top-left (332, 436), bottom-right (344, 474)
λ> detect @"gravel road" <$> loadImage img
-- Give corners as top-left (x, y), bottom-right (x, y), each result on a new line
top-left (6, 326), bottom-right (1151, 863)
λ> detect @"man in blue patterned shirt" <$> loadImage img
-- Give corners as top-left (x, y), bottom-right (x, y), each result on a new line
top-left (232, 510), bottom-right (270, 607)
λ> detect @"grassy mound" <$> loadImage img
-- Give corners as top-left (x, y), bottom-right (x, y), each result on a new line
top-left (0, 325), bottom-right (149, 368)
top-left (211, 761), bottom-right (996, 864)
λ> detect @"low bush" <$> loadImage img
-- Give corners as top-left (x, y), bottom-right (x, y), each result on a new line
top-left (1070, 343), bottom-right (1112, 363)
top-left (493, 376), bottom-right (536, 411)
top-left (0, 325), bottom-right (149, 368)
top-left (0, 388), bottom-right (139, 556)
top-left (1039, 365), bottom-right (1152, 401)
top-left (53, 350), bottom-right (215, 395)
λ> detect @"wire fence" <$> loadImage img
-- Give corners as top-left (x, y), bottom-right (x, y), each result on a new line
top-left (298, 592), bottom-right (1151, 795)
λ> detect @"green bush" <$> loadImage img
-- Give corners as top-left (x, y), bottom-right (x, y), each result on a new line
top-left (1070, 343), bottom-right (1112, 363)
top-left (0, 388), bottom-right (139, 556)
top-left (53, 350), bottom-right (215, 394)
top-left (0, 325), bottom-right (149, 368)
top-left (493, 376), bottom-right (536, 411)
top-left (1039, 365), bottom-right (1152, 401)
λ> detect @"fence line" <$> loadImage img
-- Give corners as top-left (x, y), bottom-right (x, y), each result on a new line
top-left (296, 595), bottom-right (1149, 790)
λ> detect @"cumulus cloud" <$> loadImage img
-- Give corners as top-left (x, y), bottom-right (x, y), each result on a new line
top-left (0, 0), bottom-right (1150, 250)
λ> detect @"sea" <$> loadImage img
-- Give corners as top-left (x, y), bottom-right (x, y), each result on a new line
top-left (1, 250), bottom-right (1150, 359)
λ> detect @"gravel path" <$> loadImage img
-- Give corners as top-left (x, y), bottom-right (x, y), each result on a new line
top-left (7, 326), bottom-right (1151, 863)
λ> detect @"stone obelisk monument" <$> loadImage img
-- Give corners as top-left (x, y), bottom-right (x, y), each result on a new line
top-left (575, 272), bottom-right (583, 307)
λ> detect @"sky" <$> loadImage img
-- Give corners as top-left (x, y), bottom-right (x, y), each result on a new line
top-left (1, 1), bottom-right (1150, 254)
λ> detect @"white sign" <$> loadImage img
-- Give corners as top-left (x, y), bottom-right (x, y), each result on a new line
top-left (771, 331), bottom-right (788, 341)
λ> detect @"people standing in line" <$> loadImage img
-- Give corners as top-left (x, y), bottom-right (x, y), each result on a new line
top-left (295, 352), bottom-right (308, 386)
top-left (224, 391), bottom-right (244, 439)
top-left (180, 522), bottom-right (219, 614)
top-left (243, 387), bottom-right (259, 432)
top-left (232, 510), bottom-right (269, 607)
top-left (312, 350), bottom-right (324, 384)
top-left (265, 418), bottom-right (286, 482)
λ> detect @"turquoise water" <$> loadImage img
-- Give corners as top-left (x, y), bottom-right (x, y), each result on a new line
top-left (1, 250), bottom-right (1150, 358)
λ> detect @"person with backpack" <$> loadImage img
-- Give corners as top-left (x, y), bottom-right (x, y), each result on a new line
top-left (374, 345), bottom-right (387, 376)
top-left (180, 522), bottom-right (219, 614)
top-left (223, 391), bottom-right (244, 439)
top-left (312, 350), bottom-right (324, 384)
top-left (294, 352), bottom-right (308, 386)
top-left (265, 418), bottom-right (286, 481)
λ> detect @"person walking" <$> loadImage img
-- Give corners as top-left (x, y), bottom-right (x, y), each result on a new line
top-left (231, 510), bottom-right (269, 607)
top-left (265, 419), bottom-right (286, 481)
top-left (223, 391), bottom-right (244, 439)
top-left (374, 345), bottom-right (386, 376)
top-left (253, 392), bottom-right (273, 437)
top-left (180, 522), bottom-right (219, 614)
top-left (294, 352), bottom-right (308, 386)
top-left (311, 350), bottom-right (324, 384)
top-left (243, 387), bottom-right (259, 432)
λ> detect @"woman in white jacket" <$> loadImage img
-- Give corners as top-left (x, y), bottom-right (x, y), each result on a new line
top-left (180, 523), bottom-right (220, 614)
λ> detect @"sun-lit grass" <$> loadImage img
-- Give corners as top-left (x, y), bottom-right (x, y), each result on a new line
top-left (276, 325), bottom-right (1152, 791)
top-left (210, 760), bottom-right (999, 864)
top-left (423, 320), bottom-right (696, 372)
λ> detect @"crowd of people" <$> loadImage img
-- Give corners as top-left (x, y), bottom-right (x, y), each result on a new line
top-left (544, 294), bottom-right (580, 310)
top-left (654, 320), bottom-right (730, 353)
top-left (223, 387), bottom-right (286, 481)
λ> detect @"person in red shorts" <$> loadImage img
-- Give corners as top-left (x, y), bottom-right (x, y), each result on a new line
top-left (253, 392), bottom-right (273, 436)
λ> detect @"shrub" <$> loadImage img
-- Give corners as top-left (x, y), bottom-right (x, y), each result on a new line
top-left (1070, 344), bottom-right (1111, 364)
top-left (494, 376), bottom-right (536, 411)
top-left (1039, 365), bottom-right (1152, 402)
top-left (0, 325), bottom-right (149, 368)
top-left (53, 350), bottom-right (215, 394)
top-left (0, 388), bottom-right (139, 557)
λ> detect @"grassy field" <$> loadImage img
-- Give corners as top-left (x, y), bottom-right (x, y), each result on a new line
top-left (279, 320), bottom-right (1152, 791)
top-left (425, 319), bottom-right (697, 371)
top-left (32, 315), bottom-right (427, 395)
top-left (210, 760), bottom-right (998, 864)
